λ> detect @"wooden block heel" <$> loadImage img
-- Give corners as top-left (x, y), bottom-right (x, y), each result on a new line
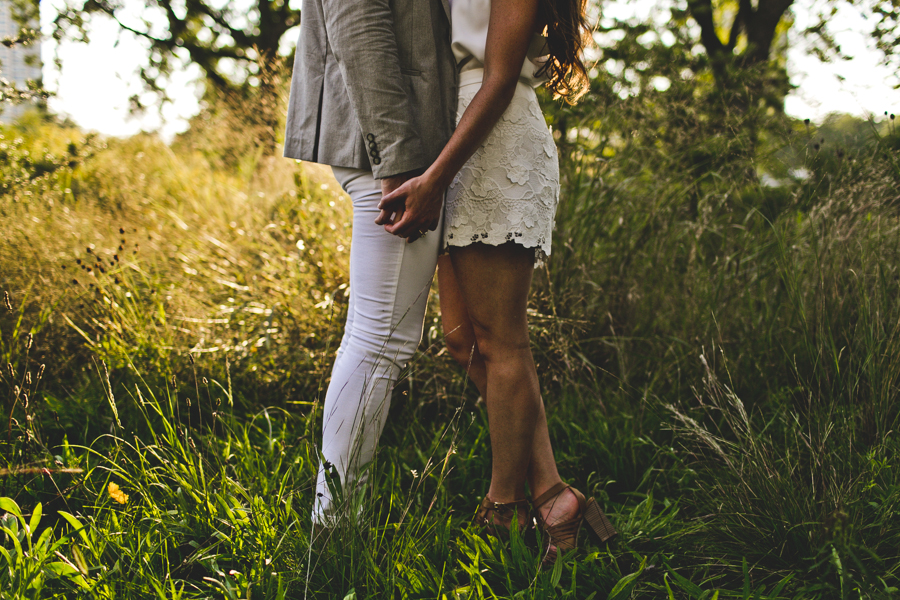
top-left (533, 482), bottom-right (617, 566)
top-left (584, 497), bottom-right (617, 543)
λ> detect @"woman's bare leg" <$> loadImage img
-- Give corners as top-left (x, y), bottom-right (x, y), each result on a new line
top-left (440, 250), bottom-right (578, 528)
top-left (437, 255), bottom-right (487, 394)
top-left (446, 243), bottom-right (542, 501)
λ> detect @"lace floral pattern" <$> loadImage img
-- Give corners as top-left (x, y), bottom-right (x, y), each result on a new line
top-left (444, 78), bottom-right (560, 267)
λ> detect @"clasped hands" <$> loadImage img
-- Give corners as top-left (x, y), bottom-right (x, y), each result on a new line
top-left (375, 171), bottom-right (444, 243)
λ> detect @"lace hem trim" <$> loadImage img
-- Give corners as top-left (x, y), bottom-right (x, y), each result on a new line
top-left (443, 229), bottom-right (551, 268)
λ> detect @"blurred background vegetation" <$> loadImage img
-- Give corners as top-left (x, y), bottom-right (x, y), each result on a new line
top-left (0, 0), bottom-right (899, 597)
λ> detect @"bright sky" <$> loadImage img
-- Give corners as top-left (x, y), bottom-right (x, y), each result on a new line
top-left (40, 0), bottom-right (898, 140)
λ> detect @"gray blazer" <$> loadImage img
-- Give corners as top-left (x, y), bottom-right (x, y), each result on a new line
top-left (283, 0), bottom-right (458, 179)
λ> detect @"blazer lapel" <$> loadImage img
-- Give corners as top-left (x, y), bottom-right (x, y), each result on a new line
top-left (440, 0), bottom-right (450, 21)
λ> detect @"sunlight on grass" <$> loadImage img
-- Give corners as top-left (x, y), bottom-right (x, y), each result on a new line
top-left (0, 103), bottom-right (898, 597)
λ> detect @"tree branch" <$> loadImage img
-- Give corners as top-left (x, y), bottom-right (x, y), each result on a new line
top-left (744, 0), bottom-right (794, 64)
top-left (727, 0), bottom-right (752, 51)
top-left (686, 0), bottom-right (725, 57)
top-left (188, 0), bottom-right (254, 49)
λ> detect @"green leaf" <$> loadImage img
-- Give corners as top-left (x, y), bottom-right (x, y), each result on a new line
top-left (28, 502), bottom-right (42, 536)
top-left (43, 561), bottom-right (90, 589)
top-left (666, 566), bottom-right (705, 599)
top-left (551, 549), bottom-right (565, 587)
top-left (342, 589), bottom-right (357, 600)
top-left (35, 526), bottom-right (54, 551)
top-left (742, 557), bottom-right (750, 600)
top-left (0, 545), bottom-right (13, 567)
top-left (770, 573), bottom-right (794, 597)
top-left (57, 511), bottom-right (90, 545)
top-left (664, 575), bottom-right (676, 600)
top-left (1, 525), bottom-right (24, 561)
top-left (0, 497), bottom-right (23, 520)
top-left (608, 558), bottom-right (646, 600)
top-left (43, 561), bottom-right (79, 577)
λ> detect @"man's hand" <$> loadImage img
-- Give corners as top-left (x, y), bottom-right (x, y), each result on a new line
top-left (377, 172), bottom-right (444, 242)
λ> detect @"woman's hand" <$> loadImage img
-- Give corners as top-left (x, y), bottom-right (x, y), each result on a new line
top-left (375, 172), bottom-right (445, 242)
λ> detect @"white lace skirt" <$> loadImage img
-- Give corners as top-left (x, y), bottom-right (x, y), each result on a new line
top-left (444, 69), bottom-right (560, 267)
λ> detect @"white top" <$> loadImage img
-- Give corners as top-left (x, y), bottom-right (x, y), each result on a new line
top-left (450, 0), bottom-right (549, 87)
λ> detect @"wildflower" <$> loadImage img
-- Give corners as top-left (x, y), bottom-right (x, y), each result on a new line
top-left (108, 482), bottom-right (129, 504)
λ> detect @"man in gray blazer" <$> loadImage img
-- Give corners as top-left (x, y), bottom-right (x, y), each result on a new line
top-left (283, 0), bottom-right (457, 526)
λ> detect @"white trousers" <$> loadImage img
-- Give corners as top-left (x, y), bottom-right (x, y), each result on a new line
top-left (314, 166), bottom-right (442, 523)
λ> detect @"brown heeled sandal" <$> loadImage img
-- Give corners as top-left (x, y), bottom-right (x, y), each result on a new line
top-left (474, 495), bottom-right (532, 539)
top-left (532, 482), bottom-right (617, 564)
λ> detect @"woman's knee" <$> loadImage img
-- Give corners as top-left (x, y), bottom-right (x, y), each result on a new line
top-left (468, 318), bottom-right (530, 365)
top-left (444, 327), bottom-right (479, 369)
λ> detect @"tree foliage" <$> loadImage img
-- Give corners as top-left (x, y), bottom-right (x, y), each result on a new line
top-left (52, 0), bottom-right (300, 104)
top-left (49, 0), bottom-right (899, 111)
top-left (1, 0), bottom-right (48, 113)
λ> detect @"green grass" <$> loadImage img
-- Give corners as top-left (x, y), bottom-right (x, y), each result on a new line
top-left (0, 105), bottom-right (899, 598)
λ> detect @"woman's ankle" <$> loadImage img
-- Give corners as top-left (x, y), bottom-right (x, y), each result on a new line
top-left (532, 482), bottom-right (580, 525)
top-left (530, 477), bottom-right (565, 503)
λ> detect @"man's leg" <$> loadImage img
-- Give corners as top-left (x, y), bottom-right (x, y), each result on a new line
top-left (313, 166), bottom-right (441, 524)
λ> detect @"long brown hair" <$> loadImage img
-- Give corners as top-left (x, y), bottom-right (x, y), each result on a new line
top-left (537, 0), bottom-right (592, 104)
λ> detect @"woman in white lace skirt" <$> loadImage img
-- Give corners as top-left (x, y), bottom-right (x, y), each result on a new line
top-left (376, 0), bottom-right (616, 563)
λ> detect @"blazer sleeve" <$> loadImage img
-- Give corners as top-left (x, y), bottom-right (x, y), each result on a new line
top-left (321, 0), bottom-right (428, 179)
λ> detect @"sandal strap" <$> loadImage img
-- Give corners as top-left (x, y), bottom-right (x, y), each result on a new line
top-left (542, 518), bottom-right (582, 551)
top-left (532, 482), bottom-right (572, 510)
top-left (532, 483), bottom-right (590, 555)
top-left (475, 495), bottom-right (532, 532)
top-left (477, 495), bottom-right (530, 516)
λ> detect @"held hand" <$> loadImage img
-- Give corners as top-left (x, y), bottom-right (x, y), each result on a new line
top-left (375, 173), bottom-right (413, 226)
top-left (377, 173), bottom-right (444, 242)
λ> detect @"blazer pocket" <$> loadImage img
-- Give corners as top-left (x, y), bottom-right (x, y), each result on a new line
top-left (400, 68), bottom-right (422, 76)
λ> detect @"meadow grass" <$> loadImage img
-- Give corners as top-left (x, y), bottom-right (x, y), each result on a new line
top-left (0, 106), bottom-right (898, 599)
